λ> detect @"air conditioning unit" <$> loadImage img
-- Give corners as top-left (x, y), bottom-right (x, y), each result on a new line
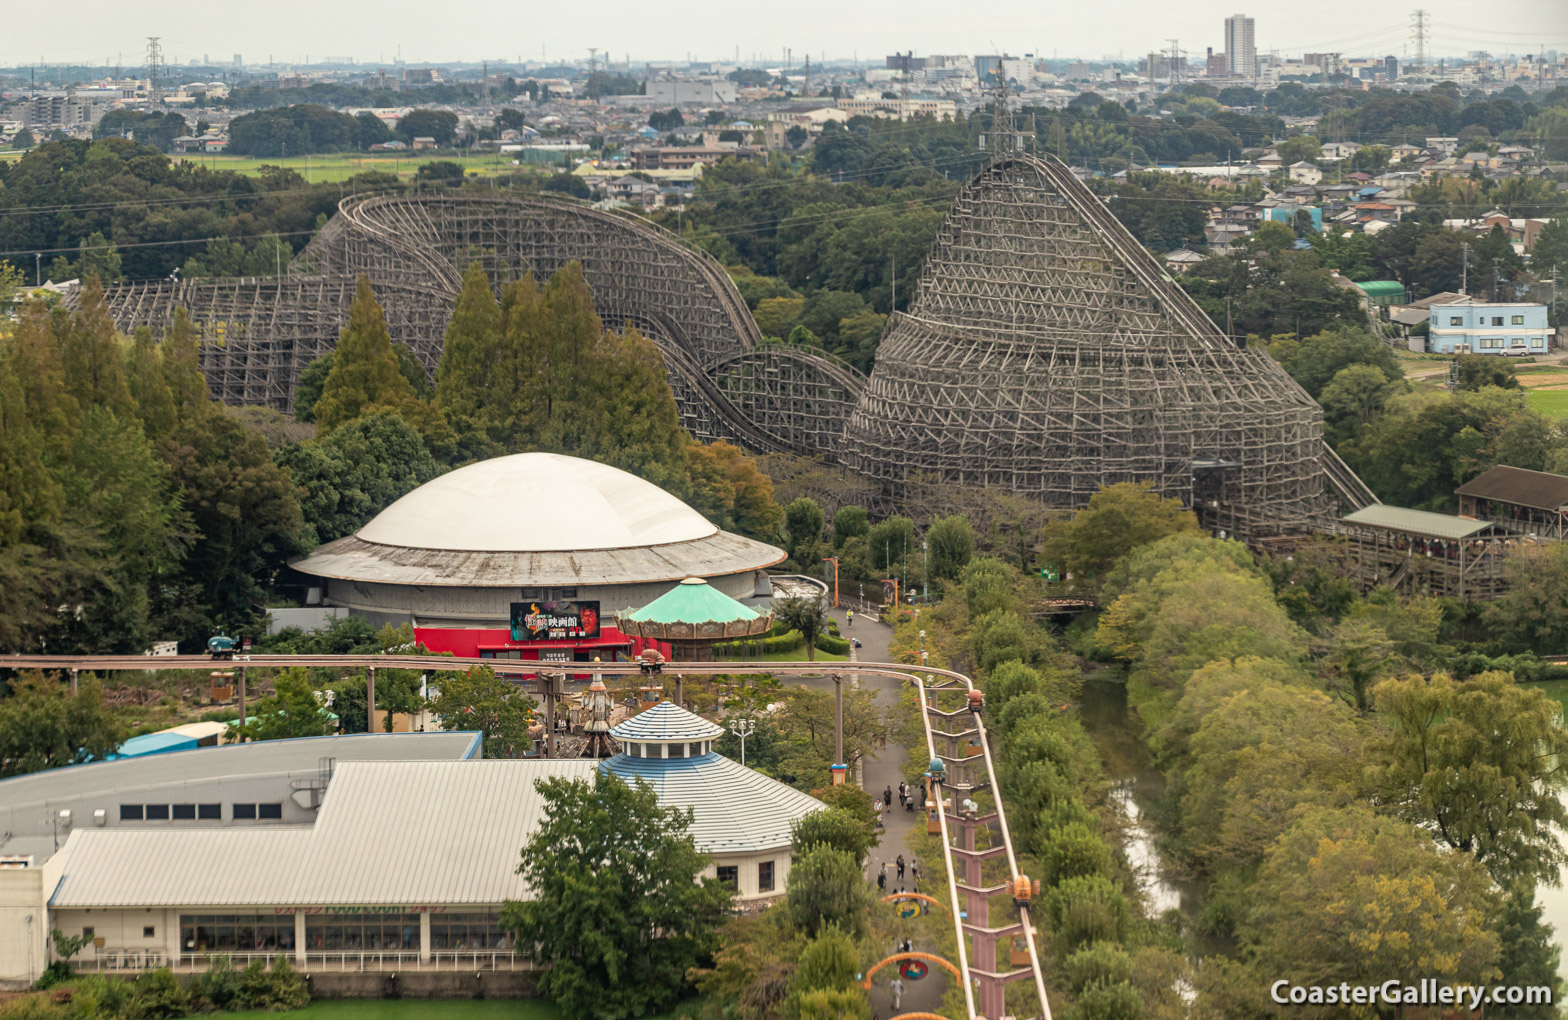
top-left (93, 809), bottom-right (107, 827)
top-left (57, 809), bottom-right (72, 830)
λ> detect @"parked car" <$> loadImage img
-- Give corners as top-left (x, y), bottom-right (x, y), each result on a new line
top-left (1504, 344), bottom-right (1531, 357)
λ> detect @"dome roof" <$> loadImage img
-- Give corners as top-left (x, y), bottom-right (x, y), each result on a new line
top-left (611, 701), bottom-right (725, 743)
top-left (357, 453), bottom-right (716, 553)
top-left (291, 453), bottom-right (786, 588)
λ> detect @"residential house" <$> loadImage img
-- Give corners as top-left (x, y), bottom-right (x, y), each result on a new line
top-left (631, 146), bottom-right (758, 171)
top-left (1319, 141), bottom-right (1361, 161)
top-left (1256, 151), bottom-right (1284, 169)
top-left (1425, 136), bottom-right (1460, 155)
top-left (1426, 298), bottom-right (1554, 355)
top-left (1389, 143), bottom-right (1423, 162)
top-left (1163, 248), bottom-right (1207, 273)
top-left (411, 136), bottom-right (437, 151)
top-left (1288, 161), bottom-right (1323, 185)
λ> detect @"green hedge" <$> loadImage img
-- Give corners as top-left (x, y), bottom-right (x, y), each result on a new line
top-left (715, 628), bottom-right (850, 658)
top-left (816, 632), bottom-right (850, 655)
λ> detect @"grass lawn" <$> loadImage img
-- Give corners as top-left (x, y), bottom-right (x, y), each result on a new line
top-left (1527, 389), bottom-right (1568, 418)
top-left (172, 152), bottom-right (537, 183)
top-left (719, 648), bottom-right (850, 663)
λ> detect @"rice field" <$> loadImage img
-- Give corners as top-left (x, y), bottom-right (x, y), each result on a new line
top-left (1527, 389), bottom-right (1568, 418)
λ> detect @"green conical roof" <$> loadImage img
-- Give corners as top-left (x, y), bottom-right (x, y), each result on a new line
top-left (622, 577), bottom-right (762, 625)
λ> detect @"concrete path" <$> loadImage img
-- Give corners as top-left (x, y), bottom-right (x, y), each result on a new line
top-left (825, 606), bottom-right (946, 1019)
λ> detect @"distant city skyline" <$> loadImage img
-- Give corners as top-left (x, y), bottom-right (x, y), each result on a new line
top-left (2, 0), bottom-right (1563, 69)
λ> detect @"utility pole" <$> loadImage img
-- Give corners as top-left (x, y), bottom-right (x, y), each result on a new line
top-left (728, 718), bottom-right (755, 766)
top-left (1461, 240), bottom-right (1469, 296)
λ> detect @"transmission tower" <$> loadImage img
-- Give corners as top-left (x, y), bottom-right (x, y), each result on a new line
top-left (1167, 39), bottom-right (1183, 86)
top-left (1410, 10), bottom-right (1428, 73)
top-left (146, 36), bottom-right (163, 103)
top-left (988, 77), bottom-right (1017, 155)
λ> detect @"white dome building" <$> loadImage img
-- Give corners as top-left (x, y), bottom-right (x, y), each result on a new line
top-left (290, 452), bottom-right (785, 662)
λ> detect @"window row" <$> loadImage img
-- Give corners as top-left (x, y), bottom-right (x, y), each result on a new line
top-left (624, 740), bottom-right (711, 758)
top-left (715, 860), bottom-right (776, 893)
top-left (180, 915), bottom-right (295, 953)
top-left (120, 803), bottom-right (281, 822)
top-left (1453, 315), bottom-right (1528, 326)
top-left (519, 587), bottom-right (578, 600)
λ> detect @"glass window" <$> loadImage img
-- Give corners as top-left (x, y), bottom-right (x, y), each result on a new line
top-left (666, 742), bottom-right (685, 758)
top-left (688, 742), bottom-right (704, 757)
top-left (82, 927), bottom-right (94, 939)
top-left (1512, 315), bottom-right (1524, 325)
top-left (172, 804), bottom-right (196, 820)
top-left (429, 912), bottom-right (511, 952)
top-left (258, 803), bottom-right (283, 820)
top-left (627, 742), bottom-right (641, 756)
top-left (233, 803), bottom-right (257, 820)
top-left (184, 913), bottom-right (294, 954)
top-left (1450, 316), bottom-right (1462, 325)
top-left (759, 861), bottom-right (775, 893)
top-left (143, 926), bottom-right (156, 938)
top-left (1493, 316), bottom-right (1505, 326)
top-left (717, 866), bottom-right (739, 890)
top-left (198, 804), bottom-right (221, 820)
top-left (120, 804), bottom-right (144, 821)
top-left (145, 804), bottom-right (170, 821)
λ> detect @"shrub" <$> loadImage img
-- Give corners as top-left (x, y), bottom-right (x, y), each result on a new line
top-left (194, 954), bottom-right (241, 1010)
top-left (1067, 979), bottom-right (1144, 1020)
top-left (1040, 823), bottom-right (1116, 886)
top-left (1061, 941), bottom-right (1134, 995)
top-left (130, 967), bottom-right (190, 1018)
top-left (1045, 875), bottom-right (1129, 952)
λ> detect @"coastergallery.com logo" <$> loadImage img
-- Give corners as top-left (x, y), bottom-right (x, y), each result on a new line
top-left (1271, 980), bottom-right (1553, 1010)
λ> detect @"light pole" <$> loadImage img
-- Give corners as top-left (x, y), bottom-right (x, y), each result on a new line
top-left (822, 556), bottom-right (839, 607)
top-left (920, 628), bottom-right (927, 667)
top-left (922, 539), bottom-right (929, 600)
top-left (728, 718), bottom-right (755, 766)
top-left (831, 672), bottom-right (845, 785)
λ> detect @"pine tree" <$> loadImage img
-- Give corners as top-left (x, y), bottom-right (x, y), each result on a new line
top-left (585, 327), bottom-right (687, 489)
top-left (160, 307), bottom-right (212, 429)
top-left (434, 261), bottom-right (503, 421)
top-left (61, 277), bottom-right (136, 422)
top-left (314, 276), bottom-right (417, 431)
top-left (495, 273), bottom-right (546, 447)
top-left (126, 326), bottom-right (176, 443)
top-left (5, 299), bottom-right (80, 447)
top-left (0, 350), bottom-right (61, 546)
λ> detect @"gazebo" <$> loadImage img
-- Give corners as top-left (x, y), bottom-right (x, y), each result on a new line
top-left (616, 577), bottom-right (774, 661)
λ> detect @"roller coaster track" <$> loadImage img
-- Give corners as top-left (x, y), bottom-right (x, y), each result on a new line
top-left (0, 654), bottom-right (1052, 1020)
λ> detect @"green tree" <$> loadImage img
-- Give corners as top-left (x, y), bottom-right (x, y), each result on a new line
top-left (434, 261), bottom-right (504, 425)
top-left (1274, 134), bottom-right (1321, 164)
top-left (0, 673), bottom-right (126, 776)
top-left (396, 109), bottom-right (460, 146)
top-left (683, 440), bottom-right (785, 540)
top-left (1248, 220), bottom-right (1297, 254)
top-left (501, 774), bottom-right (732, 1020)
top-left (1269, 324), bottom-right (1402, 399)
top-left (784, 925), bottom-right (867, 1020)
top-left (784, 497), bottom-right (825, 565)
top-left (1373, 670), bottom-right (1568, 886)
top-left (1318, 363), bottom-right (1402, 445)
top-left (831, 506), bottom-right (869, 548)
top-left (426, 664), bottom-right (537, 757)
top-left (1041, 482), bottom-right (1199, 581)
top-left (314, 277), bottom-right (419, 430)
top-left (292, 352), bottom-right (334, 423)
top-left (1454, 353), bottom-right (1519, 391)
top-left (867, 515), bottom-right (914, 573)
top-left (1532, 217), bottom-right (1568, 274)
top-left (11, 128), bottom-right (34, 149)
top-left (277, 409), bottom-right (439, 548)
top-left (1483, 543), bottom-right (1568, 654)
top-left (786, 843), bottom-right (873, 938)
top-left (1244, 806), bottom-right (1501, 992)
top-left (755, 296), bottom-right (805, 339)
top-left (791, 806), bottom-right (875, 865)
top-left (776, 595), bottom-right (828, 662)
top-left (925, 514), bottom-right (975, 583)
top-left (227, 668), bottom-right (336, 742)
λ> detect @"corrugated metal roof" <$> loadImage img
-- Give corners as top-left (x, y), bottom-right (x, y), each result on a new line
top-left (1, 731), bottom-right (483, 813)
top-left (50, 759), bottom-right (597, 907)
top-left (600, 753), bottom-right (823, 853)
top-left (622, 578), bottom-right (762, 625)
top-left (48, 753), bottom-right (818, 907)
top-left (1456, 465), bottom-right (1568, 511)
top-left (111, 732), bottom-right (197, 758)
top-left (1341, 505), bottom-right (1497, 539)
top-left (291, 530), bottom-right (785, 588)
top-left (610, 702), bottom-right (725, 742)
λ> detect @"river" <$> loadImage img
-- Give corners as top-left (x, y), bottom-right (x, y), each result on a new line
top-left (1078, 674), bottom-right (1205, 920)
top-left (1080, 672), bottom-right (1568, 986)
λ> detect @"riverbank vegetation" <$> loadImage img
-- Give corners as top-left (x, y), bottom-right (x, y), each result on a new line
top-left (882, 483), bottom-right (1567, 1019)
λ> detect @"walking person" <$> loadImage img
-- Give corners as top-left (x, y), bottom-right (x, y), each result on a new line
top-left (883, 786), bottom-right (894, 813)
top-left (910, 855), bottom-right (919, 883)
top-left (846, 608), bottom-right (854, 629)
top-left (890, 977), bottom-right (905, 1012)
top-left (874, 795), bottom-right (884, 821)
top-left (896, 854), bottom-right (906, 882)
top-left (877, 869), bottom-right (887, 892)
top-left (898, 781), bottom-right (907, 808)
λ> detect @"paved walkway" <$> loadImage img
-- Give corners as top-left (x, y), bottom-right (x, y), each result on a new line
top-left (825, 606), bottom-right (945, 1019)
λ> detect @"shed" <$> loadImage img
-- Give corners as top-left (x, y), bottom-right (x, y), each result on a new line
top-left (1353, 280), bottom-right (1406, 306)
top-left (1338, 505), bottom-right (1514, 599)
top-left (1456, 465), bottom-right (1568, 540)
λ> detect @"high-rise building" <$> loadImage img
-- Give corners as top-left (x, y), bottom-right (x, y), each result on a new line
top-left (1384, 55), bottom-right (1399, 80)
top-left (1224, 13), bottom-right (1256, 77)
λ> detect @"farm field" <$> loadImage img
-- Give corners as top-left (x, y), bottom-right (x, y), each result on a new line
top-left (1527, 389), bottom-right (1568, 418)
top-left (0, 149), bottom-right (554, 182)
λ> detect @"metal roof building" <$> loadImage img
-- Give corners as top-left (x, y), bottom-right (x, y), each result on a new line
top-left (0, 718), bottom-right (819, 987)
top-left (287, 452), bottom-right (786, 665)
top-left (1457, 465), bottom-right (1568, 541)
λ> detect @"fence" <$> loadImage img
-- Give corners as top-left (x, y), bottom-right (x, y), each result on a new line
top-left (83, 950), bottom-right (530, 974)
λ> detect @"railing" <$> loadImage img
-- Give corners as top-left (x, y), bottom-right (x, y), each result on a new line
top-left (83, 950), bottom-right (531, 974)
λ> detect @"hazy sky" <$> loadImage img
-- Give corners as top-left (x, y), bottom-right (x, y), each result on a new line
top-left (3, 0), bottom-right (1565, 69)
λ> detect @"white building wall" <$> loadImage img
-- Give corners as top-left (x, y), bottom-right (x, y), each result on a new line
top-left (0, 870), bottom-right (48, 988)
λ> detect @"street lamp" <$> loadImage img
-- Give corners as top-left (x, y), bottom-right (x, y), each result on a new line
top-left (728, 718), bottom-right (755, 766)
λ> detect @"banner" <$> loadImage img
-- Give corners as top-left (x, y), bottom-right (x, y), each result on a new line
top-left (510, 600), bottom-right (601, 641)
